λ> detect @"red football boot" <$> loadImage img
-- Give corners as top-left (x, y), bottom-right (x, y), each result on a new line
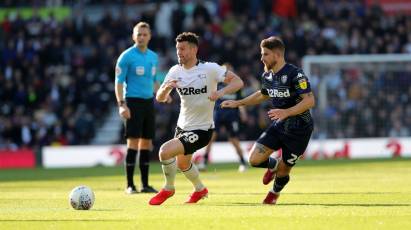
top-left (263, 191), bottom-right (280, 204)
top-left (262, 169), bottom-right (276, 185)
top-left (185, 188), bottom-right (208, 204)
top-left (149, 189), bottom-right (175, 205)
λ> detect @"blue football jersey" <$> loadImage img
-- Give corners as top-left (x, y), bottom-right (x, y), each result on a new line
top-left (261, 63), bottom-right (313, 125)
top-left (115, 46), bottom-right (158, 99)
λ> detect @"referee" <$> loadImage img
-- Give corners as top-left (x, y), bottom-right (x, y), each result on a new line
top-left (115, 22), bottom-right (158, 194)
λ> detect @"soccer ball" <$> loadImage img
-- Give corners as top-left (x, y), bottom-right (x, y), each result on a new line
top-left (69, 185), bottom-right (95, 210)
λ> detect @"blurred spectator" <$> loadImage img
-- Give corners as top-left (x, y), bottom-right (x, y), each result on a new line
top-left (1, 0), bottom-right (411, 150)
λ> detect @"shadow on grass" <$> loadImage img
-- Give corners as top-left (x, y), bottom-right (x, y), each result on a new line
top-left (87, 209), bottom-right (123, 211)
top-left (211, 202), bottom-right (263, 206)
top-left (209, 202), bottom-right (411, 207)
top-left (0, 219), bottom-right (131, 222)
top-left (214, 192), bottom-right (405, 195)
top-left (278, 203), bottom-right (411, 207)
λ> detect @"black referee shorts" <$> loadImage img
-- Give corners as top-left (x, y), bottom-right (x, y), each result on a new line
top-left (124, 97), bottom-right (155, 139)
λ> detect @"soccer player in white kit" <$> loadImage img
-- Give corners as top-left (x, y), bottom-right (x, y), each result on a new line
top-left (149, 32), bottom-right (244, 205)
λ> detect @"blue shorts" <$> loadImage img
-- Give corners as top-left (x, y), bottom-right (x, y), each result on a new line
top-left (257, 120), bottom-right (313, 166)
top-left (214, 110), bottom-right (240, 137)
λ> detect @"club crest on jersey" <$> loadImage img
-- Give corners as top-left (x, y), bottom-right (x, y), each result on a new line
top-left (136, 66), bottom-right (145, 75)
top-left (281, 75), bottom-right (288, 84)
top-left (197, 74), bottom-right (206, 79)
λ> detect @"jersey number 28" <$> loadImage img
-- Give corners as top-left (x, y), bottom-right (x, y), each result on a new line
top-left (182, 132), bottom-right (199, 143)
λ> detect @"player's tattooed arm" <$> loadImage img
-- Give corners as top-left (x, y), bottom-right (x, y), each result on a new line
top-left (222, 70), bottom-right (243, 94)
top-left (284, 91), bottom-right (315, 116)
top-left (301, 92), bottom-right (314, 98)
top-left (268, 91), bottom-right (315, 121)
top-left (299, 91), bottom-right (315, 109)
top-left (221, 91), bottom-right (269, 108)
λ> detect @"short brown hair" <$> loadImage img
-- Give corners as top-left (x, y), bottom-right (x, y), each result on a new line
top-left (260, 36), bottom-right (285, 53)
top-left (176, 32), bottom-right (199, 46)
top-left (134, 22), bottom-right (151, 31)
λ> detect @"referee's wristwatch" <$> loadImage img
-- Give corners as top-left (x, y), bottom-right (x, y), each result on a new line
top-left (118, 100), bottom-right (126, 106)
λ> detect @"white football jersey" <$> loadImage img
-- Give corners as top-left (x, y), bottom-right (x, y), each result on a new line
top-left (162, 61), bottom-right (227, 131)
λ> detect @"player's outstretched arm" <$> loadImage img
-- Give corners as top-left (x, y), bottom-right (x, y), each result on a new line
top-left (209, 71), bottom-right (244, 101)
top-left (221, 71), bottom-right (244, 95)
top-left (156, 80), bottom-right (178, 102)
top-left (221, 91), bottom-right (269, 108)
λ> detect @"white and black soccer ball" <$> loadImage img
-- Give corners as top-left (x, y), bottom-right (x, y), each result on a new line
top-left (69, 185), bottom-right (95, 210)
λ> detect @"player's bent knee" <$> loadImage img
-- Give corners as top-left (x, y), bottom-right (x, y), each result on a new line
top-left (158, 151), bottom-right (166, 161)
top-left (159, 145), bottom-right (172, 161)
top-left (248, 155), bottom-right (262, 167)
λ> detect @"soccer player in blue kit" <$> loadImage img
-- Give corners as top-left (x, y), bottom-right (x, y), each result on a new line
top-left (115, 22), bottom-right (158, 194)
top-left (221, 36), bottom-right (315, 204)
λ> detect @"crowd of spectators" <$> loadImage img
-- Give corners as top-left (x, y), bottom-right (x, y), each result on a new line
top-left (311, 64), bottom-right (411, 139)
top-left (0, 8), bottom-right (116, 149)
top-left (1, 0), bottom-right (411, 150)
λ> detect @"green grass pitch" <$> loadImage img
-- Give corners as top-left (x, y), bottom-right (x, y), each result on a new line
top-left (1, 158), bottom-right (410, 229)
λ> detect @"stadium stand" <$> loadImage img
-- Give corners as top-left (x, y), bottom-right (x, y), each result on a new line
top-left (1, 0), bottom-right (410, 150)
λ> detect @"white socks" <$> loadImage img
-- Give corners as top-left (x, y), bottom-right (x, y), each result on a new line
top-left (161, 158), bottom-right (177, 191)
top-left (182, 163), bottom-right (205, 191)
top-left (162, 159), bottom-right (205, 192)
